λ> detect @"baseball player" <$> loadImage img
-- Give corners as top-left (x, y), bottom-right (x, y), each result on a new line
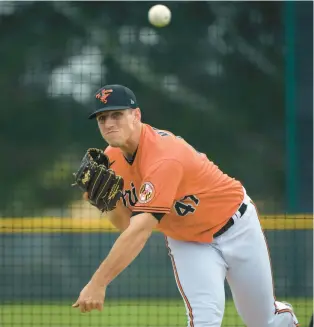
top-left (72, 84), bottom-right (299, 327)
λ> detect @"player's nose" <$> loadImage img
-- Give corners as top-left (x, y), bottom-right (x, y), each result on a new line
top-left (103, 116), bottom-right (116, 129)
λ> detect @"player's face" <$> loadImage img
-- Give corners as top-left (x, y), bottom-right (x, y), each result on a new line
top-left (96, 109), bottom-right (138, 147)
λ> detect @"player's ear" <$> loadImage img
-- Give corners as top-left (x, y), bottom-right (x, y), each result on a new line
top-left (134, 108), bottom-right (141, 122)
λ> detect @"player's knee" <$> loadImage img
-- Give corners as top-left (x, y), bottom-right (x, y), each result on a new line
top-left (188, 303), bottom-right (224, 327)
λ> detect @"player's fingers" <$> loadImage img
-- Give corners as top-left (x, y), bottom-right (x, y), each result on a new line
top-left (85, 300), bottom-right (93, 312)
top-left (95, 302), bottom-right (103, 311)
top-left (78, 301), bottom-right (87, 313)
top-left (72, 301), bottom-right (79, 308)
top-left (91, 300), bottom-right (102, 311)
top-left (83, 192), bottom-right (89, 201)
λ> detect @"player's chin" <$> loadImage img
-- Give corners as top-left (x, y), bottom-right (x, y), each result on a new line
top-left (106, 138), bottom-right (124, 148)
top-left (103, 134), bottom-right (122, 147)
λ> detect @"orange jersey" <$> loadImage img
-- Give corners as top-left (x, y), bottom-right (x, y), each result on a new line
top-left (105, 124), bottom-right (244, 243)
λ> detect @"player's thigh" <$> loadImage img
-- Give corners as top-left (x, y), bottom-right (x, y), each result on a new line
top-left (166, 237), bottom-right (227, 327)
top-left (223, 203), bottom-right (276, 327)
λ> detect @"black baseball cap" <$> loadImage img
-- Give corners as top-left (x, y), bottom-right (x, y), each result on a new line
top-left (88, 84), bottom-right (138, 119)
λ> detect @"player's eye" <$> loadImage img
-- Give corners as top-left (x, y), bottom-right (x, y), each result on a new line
top-left (97, 115), bottom-right (106, 123)
top-left (112, 112), bottom-right (123, 119)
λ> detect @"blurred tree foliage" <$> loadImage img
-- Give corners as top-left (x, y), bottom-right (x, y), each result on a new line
top-left (0, 1), bottom-right (286, 216)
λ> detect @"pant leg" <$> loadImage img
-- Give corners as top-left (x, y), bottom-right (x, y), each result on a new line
top-left (216, 201), bottom-right (299, 327)
top-left (165, 236), bottom-right (227, 327)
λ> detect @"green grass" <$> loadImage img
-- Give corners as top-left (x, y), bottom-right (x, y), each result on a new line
top-left (0, 298), bottom-right (312, 327)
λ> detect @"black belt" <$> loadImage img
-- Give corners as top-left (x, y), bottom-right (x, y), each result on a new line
top-left (213, 202), bottom-right (248, 238)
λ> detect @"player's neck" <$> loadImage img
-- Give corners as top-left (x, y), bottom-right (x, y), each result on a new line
top-left (120, 122), bottom-right (143, 159)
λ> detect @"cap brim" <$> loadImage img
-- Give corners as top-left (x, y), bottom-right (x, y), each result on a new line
top-left (88, 106), bottom-right (131, 119)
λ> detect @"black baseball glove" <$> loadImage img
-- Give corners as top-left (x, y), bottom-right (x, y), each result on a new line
top-left (73, 148), bottom-right (124, 212)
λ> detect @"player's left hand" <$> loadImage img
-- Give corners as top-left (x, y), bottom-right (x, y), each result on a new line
top-left (72, 280), bottom-right (106, 313)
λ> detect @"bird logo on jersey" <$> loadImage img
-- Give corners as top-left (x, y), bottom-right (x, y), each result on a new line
top-left (96, 89), bottom-right (113, 104)
top-left (138, 182), bottom-right (155, 204)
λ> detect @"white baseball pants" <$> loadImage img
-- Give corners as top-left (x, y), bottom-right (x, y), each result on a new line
top-left (166, 197), bottom-right (299, 327)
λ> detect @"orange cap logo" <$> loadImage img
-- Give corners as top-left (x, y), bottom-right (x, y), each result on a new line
top-left (96, 89), bottom-right (113, 104)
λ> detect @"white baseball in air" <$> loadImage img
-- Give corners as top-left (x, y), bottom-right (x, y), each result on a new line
top-left (148, 4), bottom-right (171, 28)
